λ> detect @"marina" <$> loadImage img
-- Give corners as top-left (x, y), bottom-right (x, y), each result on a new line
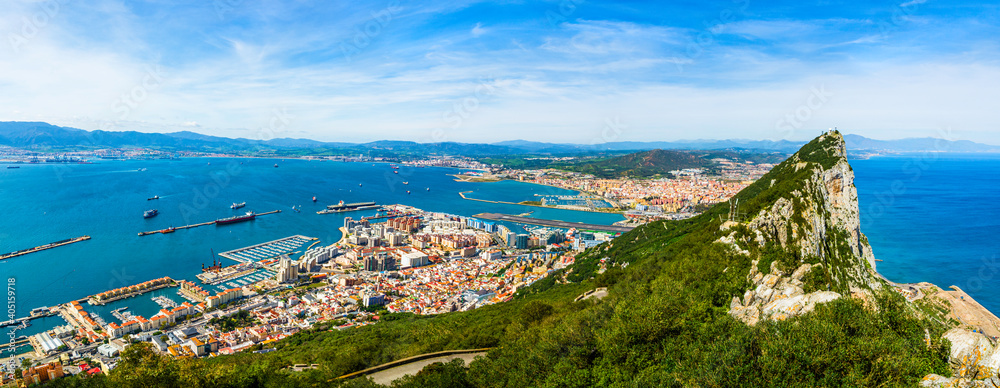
top-left (137, 210), bottom-right (282, 236)
top-left (152, 295), bottom-right (178, 309)
top-left (0, 235), bottom-right (91, 261)
top-left (216, 235), bottom-right (316, 263)
top-left (197, 261), bottom-right (260, 285)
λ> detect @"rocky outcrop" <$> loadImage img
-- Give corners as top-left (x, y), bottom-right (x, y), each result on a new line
top-left (729, 260), bottom-right (841, 325)
top-left (915, 328), bottom-right (1000, 386)
top-left (725, 131), bottom-right (881, 325)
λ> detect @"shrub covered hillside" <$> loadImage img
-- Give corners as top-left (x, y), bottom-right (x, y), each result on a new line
top-left (43, 131), bottom-right (953, 387)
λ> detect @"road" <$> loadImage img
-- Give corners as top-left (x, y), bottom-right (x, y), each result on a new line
top-left (367, 352), bottom-right (486, 385)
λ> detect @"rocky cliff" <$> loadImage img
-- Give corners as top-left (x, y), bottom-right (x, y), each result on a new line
top-left (721, 131), bottom-right (1000, 385)
top-left (721, 131), bottom-right (883, 325)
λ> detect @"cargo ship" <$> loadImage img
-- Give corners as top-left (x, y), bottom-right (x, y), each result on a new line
top-left (216, 211), bottom-right (256, 225)
top-left (143, 209), bottom-right (159, 218)
top-left (231, 202), bottom-right (246, 209)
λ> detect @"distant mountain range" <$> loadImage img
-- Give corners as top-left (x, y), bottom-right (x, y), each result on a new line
top-left (0, 121), bottom-right (996, 155)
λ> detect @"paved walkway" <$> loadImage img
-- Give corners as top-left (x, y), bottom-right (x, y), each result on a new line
top-left (367, 352), bottom-right (486, 385)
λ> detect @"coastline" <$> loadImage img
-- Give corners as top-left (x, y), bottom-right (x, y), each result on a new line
top-left (457, 190), bottom-right (622, 214)
top-left (337, 227), bottom-right (349, 246)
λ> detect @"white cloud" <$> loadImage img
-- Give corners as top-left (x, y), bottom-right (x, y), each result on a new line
top-left (471, 22), bottom-right (487, 37)
top-left (0, 0), bottom-right (996, 145)
top-left (900, 0), bottom-right (928, 7)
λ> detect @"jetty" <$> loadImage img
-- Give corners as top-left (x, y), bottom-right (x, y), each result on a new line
top-left (472, 213), bottom-right (634, 233)
top-left (0, 236), bottom-right (90, 261)
top-left (0, 310), bottom-right (56, 329)
top-left (137, 210), bottom-right (282, 236)
top-left (217, 235), bottom-right (316, 264)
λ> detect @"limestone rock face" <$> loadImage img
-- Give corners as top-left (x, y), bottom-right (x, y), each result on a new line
top-left (729, 262), bottom-right (841, 325)
top-left (944, 329), bottom-right (1000, 376)
top-left (725, 131), bottom-right (880, 325)
top-left (745, 132), bottom-right (878, 292)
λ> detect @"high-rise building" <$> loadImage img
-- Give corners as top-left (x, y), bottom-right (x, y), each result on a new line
top-left (515, 234), bottom-right (529, 249)
top-left (387, 232), bottom-right (404, 247)
top-left (363, 255), bottom-right (397, 272)
top-left (277, 258), bottom-right (298, 283)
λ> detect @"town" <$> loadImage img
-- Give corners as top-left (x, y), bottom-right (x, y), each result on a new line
top-left (2, 204), bottom-right (617, 385)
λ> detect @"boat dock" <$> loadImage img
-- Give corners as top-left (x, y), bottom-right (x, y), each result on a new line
top-left (197, 261), bottom-right (259, 285)
top-left (0, 236), bottom-right (91, 261)
top-left (471, 213), bottom-right (634, 233)
top-left (152, 295), bottom-right (178, 309)
top-left (0, 310), bottom-right (56, 329)
top-left (137, 210), bottom-right (282, 236)
top-left (217, 235), bottom-right (317, 263)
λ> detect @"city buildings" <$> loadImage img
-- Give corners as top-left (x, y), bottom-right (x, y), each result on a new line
top-left (277, 258), bottom-right (298, 283)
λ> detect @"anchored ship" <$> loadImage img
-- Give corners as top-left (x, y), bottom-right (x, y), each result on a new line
top-left (216, 211), bottom-right (256, 225)
top-left (231, 202), bottom-right (246, 209)
top-left (144, 209), bottom-right (159, 218)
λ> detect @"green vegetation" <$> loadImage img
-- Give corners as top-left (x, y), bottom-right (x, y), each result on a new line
top-left (209, 310), bottom-right (257, 332)
top-left (41, 131), bottom-right (953, 387)
top-left (481, 149), bottom-right (724, 179)
top-left (553, 149), bottom-right (712, 178)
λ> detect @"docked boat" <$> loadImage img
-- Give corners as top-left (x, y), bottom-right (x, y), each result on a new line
top-left (30, 306), bottom-right (49, 315)
top-left (231, 202), bottom-right (246, 209)
top-left (160, 227), bottom-right (176, 234)
top-left (148, 195), bottom-right (159, 200)
top-left (144, 209), bottom-right (159, 218)
top-left (6, 166), bottom-right (20, 169)
top-left (216, 211), bottom-right (256, 225)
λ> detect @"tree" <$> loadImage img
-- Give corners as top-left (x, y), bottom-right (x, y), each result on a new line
top-left (107, 342), bottom-right (180, 388)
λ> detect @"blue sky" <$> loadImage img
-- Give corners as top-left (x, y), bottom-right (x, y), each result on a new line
top-left (1, 0), bottom-right (998, 143)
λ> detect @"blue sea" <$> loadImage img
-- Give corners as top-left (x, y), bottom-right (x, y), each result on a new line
top-left (852, 153), bottom-right (1000, 313)
top-left (0, 159), bottom-right (622, 355)
top-left (1, 154), bottom-right (997, 357)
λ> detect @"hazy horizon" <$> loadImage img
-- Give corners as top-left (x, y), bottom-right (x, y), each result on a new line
top-left (2, 1), bottom-right (998, 144)
top-left (4, 121), bottom-right (996, 147)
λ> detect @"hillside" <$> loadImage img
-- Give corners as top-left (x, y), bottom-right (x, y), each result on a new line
top-left (35, 131), bottom-right (994, 387)
top-left (554, 149), bottom-right (712, 178)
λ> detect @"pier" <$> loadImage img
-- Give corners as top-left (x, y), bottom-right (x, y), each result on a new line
top-left (217, 235), bottom-right (316, 263)
top-left (0, 236), bottom-right (90, 261)
top-left (472, 213), bottom-right (634, 233)
top-left (137, 210), bottom-right (282, 236)
top-left (0, 311), bottom-right (56, 329)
